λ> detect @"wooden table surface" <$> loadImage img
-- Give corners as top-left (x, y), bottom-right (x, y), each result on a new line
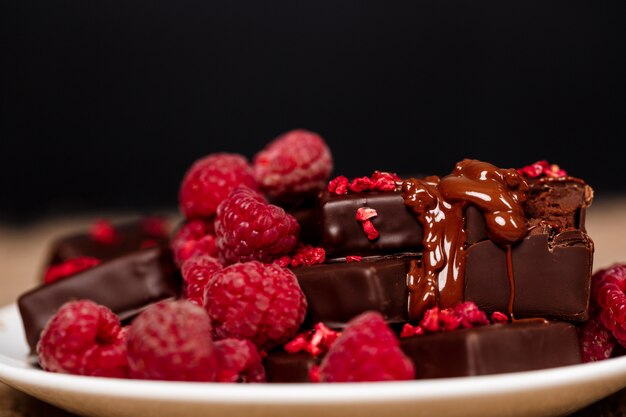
top-left (2, 199), bottom-right (626, 417)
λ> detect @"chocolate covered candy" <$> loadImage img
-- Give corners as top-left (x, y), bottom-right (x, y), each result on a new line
top-left (19, 247), bottom-right (181, 353)
top-left (264, 321), bottom-right (581, 382)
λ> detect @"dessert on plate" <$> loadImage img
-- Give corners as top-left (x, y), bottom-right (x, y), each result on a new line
top-left (16, 129), bottom-right (625, 383)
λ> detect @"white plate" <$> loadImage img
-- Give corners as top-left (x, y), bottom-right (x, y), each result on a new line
top-left (1, 303), bottom-right (626, 417)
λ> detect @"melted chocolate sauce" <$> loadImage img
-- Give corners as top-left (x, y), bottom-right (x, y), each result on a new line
top-left (402, 159), bottom-right (529, 320)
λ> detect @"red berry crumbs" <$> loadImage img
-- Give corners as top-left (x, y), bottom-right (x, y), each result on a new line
top-left (349, 176), bottom-right (373, 193)
top-left (328, 171), bottom-right (401, 195)
top-left (37, 300), bottom-right (128, 378)
top-left (290, 245), bottom-right (326, 267)
top-left (491, 311), bottom-right (509, 324)
top-left (204, 261), bottom-right (307, 350)
top-left (284, 322), bottom-right (341, 357)
top-left (214, 187), bottom-right (299, 264)
top-left (517, 160), bottom-right (568, 179)
top-left (127, 300), bottom-right (217, 382)
top-left (318, 311), bottom-right (415, 382)
top-left (89, 219), bottom-right (118, 244)
top-left (181, 255), bottom-right (223, 306)
top-left (44, 257), bottom-right (101, 284)
top-left (214, 339), bottom-right (266, 383)
top-left (356, 207), bottom-right (379, 241)
top-left (328, 176), bottom-right (349, 195)
top-left (400, 323), bottom-right (425, 338)
top-left (402, 302), bottom-right (495, 337)
top-left (346, 255), bottom-right (362, 263)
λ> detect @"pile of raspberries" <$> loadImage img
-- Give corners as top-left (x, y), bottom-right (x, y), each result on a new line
top-left (36, 130), bottom-right (623, 382)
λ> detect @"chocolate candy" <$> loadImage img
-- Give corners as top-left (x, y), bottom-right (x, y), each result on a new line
top-left (19, 247), bottom-right (181, 353)
top-left (292, 228), bottom-right (592, 325)
top-left (264, 321), bottom-right (581, 382)
top-left (293, 257), bottom-right (412, 327)
top-left (47, 219), bottom-right (170, 266)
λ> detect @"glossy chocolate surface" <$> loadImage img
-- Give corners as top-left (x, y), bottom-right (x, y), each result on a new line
top-left (293, 257), bottom-right (412, 327)
top-left (264, 322), bottom-right (581, 382)
top-left (19, 247), bottom-right (181, 352)
top-left (47, 219), bottom-right (170, 265)
top-left (465, 229), bottom-right (593, 321)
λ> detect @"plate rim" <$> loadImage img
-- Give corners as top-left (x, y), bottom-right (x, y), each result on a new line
top-left (2, 302), bottom-right (626, 405)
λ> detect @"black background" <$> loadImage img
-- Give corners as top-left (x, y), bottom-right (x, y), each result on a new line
top-left (1, 0), bottom-right (625, 222)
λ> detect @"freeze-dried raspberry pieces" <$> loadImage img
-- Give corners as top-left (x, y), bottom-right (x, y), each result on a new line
top-left (214, 339), bottom-right (266, 382)
top-left (400, 302), bottom-right (500, 338)
top-left (43, 257), bottom-right (101, 284)
top-left (127, 300), bottom-right (217, 382)
top-left (89, 219), bottom-right (119, 244)
top-left (253, 129), bottom-right (333, 202)
top-left (215, 187), bottom-right (299, 264)
top-left (171, 219), bottom-right (218, 266)
top-left (290, 244), bottom-right (326, 267)
top-left (205, 261), bottom-right (307, 350)
top-left (181, 255), bottom-right (223, 305)
top-left (318, 311), bottom-right (415, 382)
top-left (517, 160), bottom-right (567, 179)
top-left (179, 153), bottom-right (258, 219)
top-left (285, 322), bottom-right (341, 357)
top-left (37, 300), bottom-right (128, 378)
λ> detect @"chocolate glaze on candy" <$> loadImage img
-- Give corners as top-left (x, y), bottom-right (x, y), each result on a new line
top-left (264, 321), bottom-right (581, 382)
top-left (19, 247), bottom-right (181, 353)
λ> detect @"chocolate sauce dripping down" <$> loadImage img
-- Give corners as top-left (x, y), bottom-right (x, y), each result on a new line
top-left (402, 160), bottom-right (529, 320)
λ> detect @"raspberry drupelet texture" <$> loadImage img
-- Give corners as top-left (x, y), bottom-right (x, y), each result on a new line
top-left (214, 339), bottom-right (266, 382)
top-left (181, 255), bottom-right (223, 306)
top-left (179, 153), bottom-right (258, 219)
top-left (318, 311), bottom-right (415, 382)
top-left (171, 219), bottom-right (218, 266)
top-left (214, 187), bottom-right (299, 264)
top-left (591, 264), bottom-right (626, 346)
top-left (37, 300), bottom-right (128, 378)
top-left (253, 129), bottom-right (333, 202)
top-left (127, 300), bottom-right (217, 382)
top-left (579, 312), bottom-right (616, 362)
top-left (204, 261), bottom-right (307, 350)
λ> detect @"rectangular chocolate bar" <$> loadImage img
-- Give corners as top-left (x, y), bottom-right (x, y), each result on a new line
top-left (293, 256), bottom-right (412, 327)
top-left (264, 322), bottom-right (581, 382)
top-left (19, 247), bottom-right (181, 352)
top-left (47, 218), bottom-right (170, 265)
top-left (292, 229), bottom-right (592, 326)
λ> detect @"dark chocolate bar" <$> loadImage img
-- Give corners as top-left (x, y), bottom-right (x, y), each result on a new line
top-left (292, 229), bottom-right (592, 325)
top-left (264, 321), bottom-right (581, 382)
top-left (293, 257), bottom-right (412, 327)
top-left (19, 247), bottom-right (181, 353)
top-left (47, 219), bottom-right (170, 265)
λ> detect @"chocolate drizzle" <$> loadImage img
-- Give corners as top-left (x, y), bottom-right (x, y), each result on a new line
top-left (402, 159), bottom-right (529, 320)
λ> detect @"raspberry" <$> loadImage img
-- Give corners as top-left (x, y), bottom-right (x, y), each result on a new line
top-left (490, 311), bottom-right (509, 324)
top-left (44, 257), bottom-right (101, 284)
top-left (215, 187), bottom-right (299, 264)
top-left (89, 219), bottom-right (118, 244)
top-left (517, 160), bottom-right (567, 179)
top-left (37, 300), bottom-right (128, 378)
top-left (579, 312), bottom-right (616, 362)
top-left (318, 311), bottom-right (415, 382)
top-left (179, 153), bottom-right (258, 219)
top-left (346, 255), bottom-right (362, 263)
top-left (400, 323), bottom-right (425, 338)
top-left (171, 219), bottom-right (218, 266)
top-left (290, 245), bottom-right (326, 267)
top-left (591, 264), bottom-right (626, 346)
top-left (356, 207), bottom-right (379, 241)
top-left (349, 176), bottom-right (373, 193)
top-left (253, 129), bottom-right (333, 202)
top-left (328, 176), bottom-right (349, 195)
top-left (127, 300), bottom-right (217, 382)
top-left (454, 301), bottom-right (490, 328)
top-left (370, 171), bottom-right (401, 192)
top-left (204, 261), bottom-right (307, 350)
top-left (181, 255), bottom-right (223, 306)
top-left (214, 339), bottom-right (266, 382)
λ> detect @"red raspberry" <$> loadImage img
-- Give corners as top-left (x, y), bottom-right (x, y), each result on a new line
top-left (454, 301), bottom-right (490, 328)
top-left (37, 300), bottom-right (128, 378)
top-left (591, 264), bottom-right (626, 346)
top-left (579, 313), bottom-right (616, 362)
top-left (318, 311), bottom-right (415, 382)
top-left (171, 219), bottom-right (218, 266)
top-left (127, 300), bottom-right (217, 381)
top-left (181, 255), bottom-right (223, 306)
top-left (285, 322), bottom-right (341, 357)
top-left (215, 187), bottom-right (299, 264)
top-left (328, 176), bottom-right (349, 195)
top-left (89, 219), bottom-right (119, 244)
top-left (204, 261), bottom-right (307, 350)
top-left (253, 129), bottom-right (333, 202)
top-left (214, 339), bottom-right (266, 382)
top-left (179, 153), bottom-right (258, 219)
top-left (44, 257), bottom-right (101, 284)
top-left (290, 244), bottom-right (326, 267)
